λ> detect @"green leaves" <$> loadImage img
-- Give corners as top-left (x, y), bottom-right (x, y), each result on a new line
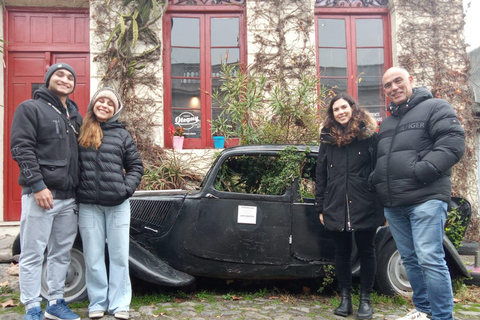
top-left (105, 0), bottom-right (165, 53)
top-left (210, 62), bottom-right (325, 146)
top-left (445, 199), bottom-right (468, 249)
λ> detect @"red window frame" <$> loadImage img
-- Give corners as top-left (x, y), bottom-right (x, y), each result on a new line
top-left (315, 7), bottom-right (392, 120)
top-left (163, 5), bottom-right (246, 149)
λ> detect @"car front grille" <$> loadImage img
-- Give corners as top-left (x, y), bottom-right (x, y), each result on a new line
top-left (130, 199), bottom-right (172, 228)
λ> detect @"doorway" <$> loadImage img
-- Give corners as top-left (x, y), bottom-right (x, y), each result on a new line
top-left (3, 9), bottom-right (90, 221)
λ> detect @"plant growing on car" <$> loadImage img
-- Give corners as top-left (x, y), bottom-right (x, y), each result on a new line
top-left (260, 146), bottom-right (310, 196)
top-left (317, 265), bottom-right (336, 294)
top-left (445, 199), bottom-right (468, 249)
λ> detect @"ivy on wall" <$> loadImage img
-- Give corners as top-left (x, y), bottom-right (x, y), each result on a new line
top-left (395, 0), bottom-right (479, 240)
top-left (247, 0), bottom-right (317, 89)
top-left (92, 0), bottom-right (168, 164)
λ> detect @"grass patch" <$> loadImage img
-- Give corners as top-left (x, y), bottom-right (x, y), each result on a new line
top-left (0, 286), bottom-right (13, 295)
top-left (195, 290), bottom-right (217, 304)
top-left (69, 300), bottom-right (89, 309)
top-left (0, 291), bottom-right (22, 315)
top-left (131, 293), bottom-right (174, 307)
top-left (454, 304), bottom-right (480, 312)
top-left (175, 290), bottom-right (189, 299)
top-left (194, 304), bottom-right (205, 313)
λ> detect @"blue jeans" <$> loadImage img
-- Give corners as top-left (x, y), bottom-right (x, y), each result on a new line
top-left (384, 200), bottom-right (453, 320)
top-left (79, 200), bottom-right (131, 314)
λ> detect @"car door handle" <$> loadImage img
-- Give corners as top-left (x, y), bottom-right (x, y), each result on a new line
top-left (205, 193), bottom-right (219, 199)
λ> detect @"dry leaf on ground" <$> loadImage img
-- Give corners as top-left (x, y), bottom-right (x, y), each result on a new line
top-left (1, 299), bottom-right (18, 308)
top-left (6, 263), bottom-right (18, 276)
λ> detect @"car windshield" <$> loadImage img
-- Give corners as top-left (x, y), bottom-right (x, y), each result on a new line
top-left (212, 150), bottom-right (317, 197)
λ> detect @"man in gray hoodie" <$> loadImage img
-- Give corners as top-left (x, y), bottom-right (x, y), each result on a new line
top-left (11, 63), bottom-right (82, 320)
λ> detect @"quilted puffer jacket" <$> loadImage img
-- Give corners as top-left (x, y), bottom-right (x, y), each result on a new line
top-left (371, 87), bottom-right (465, 208)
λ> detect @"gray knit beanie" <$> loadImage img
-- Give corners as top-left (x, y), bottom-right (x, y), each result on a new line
top-left (44, 63), bottom-right (77, 91)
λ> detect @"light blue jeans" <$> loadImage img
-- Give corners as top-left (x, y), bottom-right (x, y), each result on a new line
top-left (19, 195), bottom-right (78, 310)
top-left (385, 199), bottom-right (453, 320)
top-left (79, 200), bottom-right (131, 314)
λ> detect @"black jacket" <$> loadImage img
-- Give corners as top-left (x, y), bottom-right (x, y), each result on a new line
top-left (76, 121), bottom-right (144, 206)
top-left (371, 87), bottom-right (465, 208)
top-left (315, 116), bottom-right (383, 232)
top-left (10, 86), bottom-right (82, 198)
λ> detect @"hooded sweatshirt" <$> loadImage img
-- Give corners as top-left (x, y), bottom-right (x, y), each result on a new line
top-left (10, 86), bottom-right (82, 198)
top-left (76, 88), bottom-right (144, 206)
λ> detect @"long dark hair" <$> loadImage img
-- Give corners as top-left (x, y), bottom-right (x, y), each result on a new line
top-left (323, 93), bottom-right (372, 147)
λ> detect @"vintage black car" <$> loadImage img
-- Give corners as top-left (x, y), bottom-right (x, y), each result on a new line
top-left (12, 145), bottom-right (472, 302)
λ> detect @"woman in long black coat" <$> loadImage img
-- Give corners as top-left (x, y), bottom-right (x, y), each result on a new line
top-left (315, 93), bottom-right (383, 319)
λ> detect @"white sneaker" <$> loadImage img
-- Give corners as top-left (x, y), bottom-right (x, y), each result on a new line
top-left (114, 311), bottom-right (129, 320)
top-left (88, 310), bottom-right (104, 319)
top-left (397, 309), bottom-right (430, 320)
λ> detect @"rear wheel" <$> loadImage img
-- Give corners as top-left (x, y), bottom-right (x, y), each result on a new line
top-left (41, 247), bottom-right (88, 303)
top-left (375, 240), bottom-right (412, 296)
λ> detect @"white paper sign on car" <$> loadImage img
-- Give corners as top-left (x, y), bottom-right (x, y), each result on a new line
top-left (237, 205), bottom-right (257, 224)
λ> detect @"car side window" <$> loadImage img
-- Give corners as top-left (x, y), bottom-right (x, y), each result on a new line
top-left (214, 155), bottom-right (287, 195)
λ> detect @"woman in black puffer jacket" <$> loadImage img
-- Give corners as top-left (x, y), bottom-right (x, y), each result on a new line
top-left (77, 87), bottom-right (143, 320)
top-left (315, 93), bottom-right (383, 320)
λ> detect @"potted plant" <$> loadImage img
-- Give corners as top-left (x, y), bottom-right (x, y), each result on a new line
top-left (210, 118), bottom-right (232, 149)
top-left (169, 124), bottom-right (185, 150)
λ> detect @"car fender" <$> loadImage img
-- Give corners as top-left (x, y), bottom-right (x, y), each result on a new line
top-left (374, 225), bottom-right (391, 256)
top-left (129, 240), bottom-right (195, 287)
top-left (443, 235), bottom-right (470, 278)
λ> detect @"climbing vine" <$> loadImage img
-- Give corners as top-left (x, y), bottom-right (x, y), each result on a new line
top-left (395, 0), bottom-right (479, 241)
top-left (92, 0), bottom-right (168, 164)
top-left (247, 0), bottom-right (317, 89)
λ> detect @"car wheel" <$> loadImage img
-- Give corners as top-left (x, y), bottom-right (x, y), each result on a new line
top-left (375, 240), bottom-right (413, 297)
top-left (41, 247), bottom-right (88, 303)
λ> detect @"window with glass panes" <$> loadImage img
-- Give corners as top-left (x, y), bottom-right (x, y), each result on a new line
top-left (164, 10), bottom-right (244, 149)
top-left (316, 14), bottom-right (391, 122)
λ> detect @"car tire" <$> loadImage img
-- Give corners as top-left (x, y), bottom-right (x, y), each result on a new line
top-left (41, 246), bottom-right (88, 303)
top-left (374, 240), bottom-right (413, 297)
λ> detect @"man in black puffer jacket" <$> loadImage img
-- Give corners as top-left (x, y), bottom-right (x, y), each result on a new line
top-left (371, 67), bottom-right (465, 320)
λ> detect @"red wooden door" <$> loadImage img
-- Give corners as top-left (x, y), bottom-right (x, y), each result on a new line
top-left (4, 53), bottom-right (90, 221)
top-left (4, 8), bottom-right (90, 221)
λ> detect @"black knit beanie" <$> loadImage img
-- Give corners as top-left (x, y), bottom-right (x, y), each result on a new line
top-left (44, 63), bottom-right (77, 91)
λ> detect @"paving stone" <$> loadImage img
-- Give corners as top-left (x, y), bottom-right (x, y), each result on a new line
top-left (290, 306), bottom-right (310, 313)
top-left (245, 311), bottom-right (273, 319)
top-left (219, 310), bottom-right (242, 316)
top-left (138, 306), bottom-right (157, 316)
top-left (200, 310), bottom-right (218, 317)
top-left (457, 310), bottom-right (480, 316)
top-left (178, 310), bottom-right (197, 318)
